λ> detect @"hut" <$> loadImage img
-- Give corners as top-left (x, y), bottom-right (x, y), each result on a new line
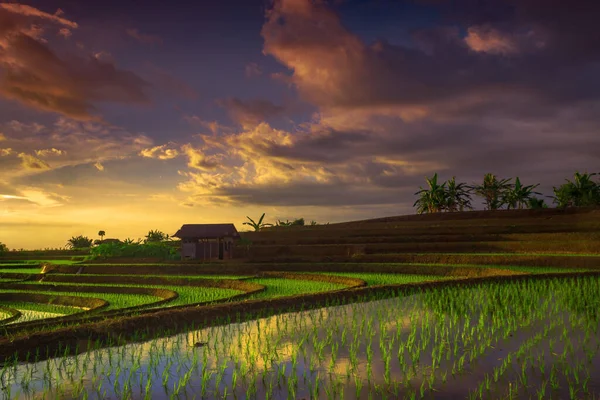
top-left (173, 224), bottom-right (239, 260)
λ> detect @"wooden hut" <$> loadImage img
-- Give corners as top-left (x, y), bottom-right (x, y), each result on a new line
top-left (173, 224), bottom-right (239, 260)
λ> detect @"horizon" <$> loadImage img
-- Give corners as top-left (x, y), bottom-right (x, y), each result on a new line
top-left (1, 0), bottom-right (599, 249)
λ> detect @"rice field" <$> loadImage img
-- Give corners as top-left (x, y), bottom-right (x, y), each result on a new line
top-left (2, 276), bottom-right (600, 399)
top-left (1, 208), bottom-right (600, 398)
top-left (0, 289), bottom-right (161, 311)
top-left (247, 278), bottom-right (348, 299)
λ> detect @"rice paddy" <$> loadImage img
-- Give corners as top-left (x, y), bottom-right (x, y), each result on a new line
top-left (1, 276), bottom-right (600, 399)
top-left (1, 208), bottom-right (600, 399)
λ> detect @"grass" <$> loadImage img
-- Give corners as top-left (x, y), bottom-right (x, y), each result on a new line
top-left (247, 277), bottom-right (347, 299)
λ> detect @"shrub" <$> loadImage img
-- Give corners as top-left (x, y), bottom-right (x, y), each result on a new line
top-left (90, 241), bottom-right (179, 260)
top-left (0, 242), bottom-right (7, 255)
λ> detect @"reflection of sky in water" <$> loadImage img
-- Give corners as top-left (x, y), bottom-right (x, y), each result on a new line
top-left (3, 282), bottom-right (600, 399)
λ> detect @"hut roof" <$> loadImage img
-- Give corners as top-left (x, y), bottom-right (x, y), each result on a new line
top-left (173, 224), bottom-right (239, 239)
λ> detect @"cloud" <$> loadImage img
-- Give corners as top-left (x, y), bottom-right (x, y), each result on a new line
top-left (0, 4), bottom-right (151, 119)
top-left (0, 117), bottom-right (153, 178)
top-left (126, 28), bottom-right (163, 45)
top-left (18, 152), bottom-right (50, 170)
top-left (261, 0), bottom-right (600, 113)
top-left (183, 115), bottom-right (233, 135)
top-left (217, 97), bottom-right (286, 128)
top-left (0, 3), bottom-right (78, 28)
top-left (245, 62), bottom-right (262, 77)
top-left (35, 148), bottom-right (66, 157)
top-left (139, 143), bottom-right (180, 160)
top-left (94, 161), bottom-right (104, 171)
top-left (180, 144), bottom-right (219, 171)
top-left (0, 148), bottom-right (13, 156)
top-left (0, 133), bottom-right (5, 141)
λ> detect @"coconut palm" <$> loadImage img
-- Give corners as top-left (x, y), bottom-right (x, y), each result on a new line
top-left (413, 173), bottom-right (448, 214)
top-left (552, 172), bottom-right (600, 208)
top-left (472, 173), bottom-right (513, 210)
top-left (98, 230), bottom-right (106, 241)
top-left (243, 213), bottom-right (273, 231)
top-left (443, 176), bottom-right (474, 212)
top-left (501, 177), bottom-right (542, 209)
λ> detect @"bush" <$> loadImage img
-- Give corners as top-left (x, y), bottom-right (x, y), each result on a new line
top-left (0, 242), bottom-right (7, 255)
top-left (90, 241), bottom-right (179, 260)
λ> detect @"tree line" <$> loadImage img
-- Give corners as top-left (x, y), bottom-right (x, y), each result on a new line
top-left (413, 171), bottom-right (600, 214)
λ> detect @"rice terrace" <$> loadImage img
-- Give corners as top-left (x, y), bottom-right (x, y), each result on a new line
top-left (2, 201), bottom-right (600, 399)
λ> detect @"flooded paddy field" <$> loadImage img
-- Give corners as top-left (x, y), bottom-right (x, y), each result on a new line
top-left (2, 275), bottom-right (599, 399)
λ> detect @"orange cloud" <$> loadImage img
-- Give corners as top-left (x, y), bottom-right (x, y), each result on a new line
top-left (0, 3), bottom-right (78, 28)
top-left (180, 144), bottom-right (219, 171)
top-left (139, 143), bottom-right (180, 160)
top-left (35, 148), bottom-right (66, 157)
top-left (18, 152), bottom-right (50, 170)
top-left (217, 97), bottom-right (286, 129)
top-left (0, 5), bottom-right (150, 119)
top-left (464, 25), bottom-right (518, 55)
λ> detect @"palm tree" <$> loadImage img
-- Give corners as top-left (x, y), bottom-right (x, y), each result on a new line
top-left (472, 173), bottom-right (513, 210)
top-left (413, 173), bottom-right (448, 214)
top-left (443, 177), bottom-right (474, 212)
top-left (98, 230), bottom-right (106, 242)
top-left (552, 172), bottom-right (600, 208)
top-left (501, 177), bottom-right (542, 209)
top-left (243, 213), bottom-right (273, 231)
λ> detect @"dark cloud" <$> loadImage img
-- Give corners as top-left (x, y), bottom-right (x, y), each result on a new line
top-left (0, 5), bottom-right (151, 119)
top-left (217, 97), bottom-right (287, 127)
top-left (208, 182), bottom-right (415, 207)
top-left (261, 0), bottom-right (600, 111)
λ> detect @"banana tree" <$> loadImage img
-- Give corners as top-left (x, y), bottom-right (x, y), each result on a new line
top-left (501, 177), bottom-right (542, 209)
top-left (552, 172), bottom-right (600, 208)
top-left (243, 213), bottom-right (273, 231)
top-left (472, 173), bottom-right (513, 210)
top-left (444, 176), bottom-right (474, 212)
top-left (413, 173), bottom-right (448, 214)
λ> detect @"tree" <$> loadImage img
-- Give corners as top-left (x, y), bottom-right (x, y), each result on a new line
top-left (501, 177), bottom-right (542, 209)
top-left (98, 230), bottom-right (106, 241)
top-left (145, 230), bottom-right (167, 243)
top-left (443, 176), bottom-right (474, 212)
top-left (66, 235), bottom-right (93, 249)
top-left (472, 173), bottom-right (513, 210)
top-left (243, 213), bottom-right (273, 231)
top-left (0, 242), bottom-right (7, 254)
top-left (413, 173), bottom-right (448, 214)
top-left (552, 172), bottom-right (600, 208)
top-left (527, 197), bottom-right (548, 209)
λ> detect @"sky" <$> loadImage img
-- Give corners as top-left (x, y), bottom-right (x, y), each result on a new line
top-left (0, 0), bottom-right (599, 249)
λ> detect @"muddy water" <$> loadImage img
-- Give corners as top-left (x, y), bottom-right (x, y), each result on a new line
top-left (3, 280), bottom-right (600, 399)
